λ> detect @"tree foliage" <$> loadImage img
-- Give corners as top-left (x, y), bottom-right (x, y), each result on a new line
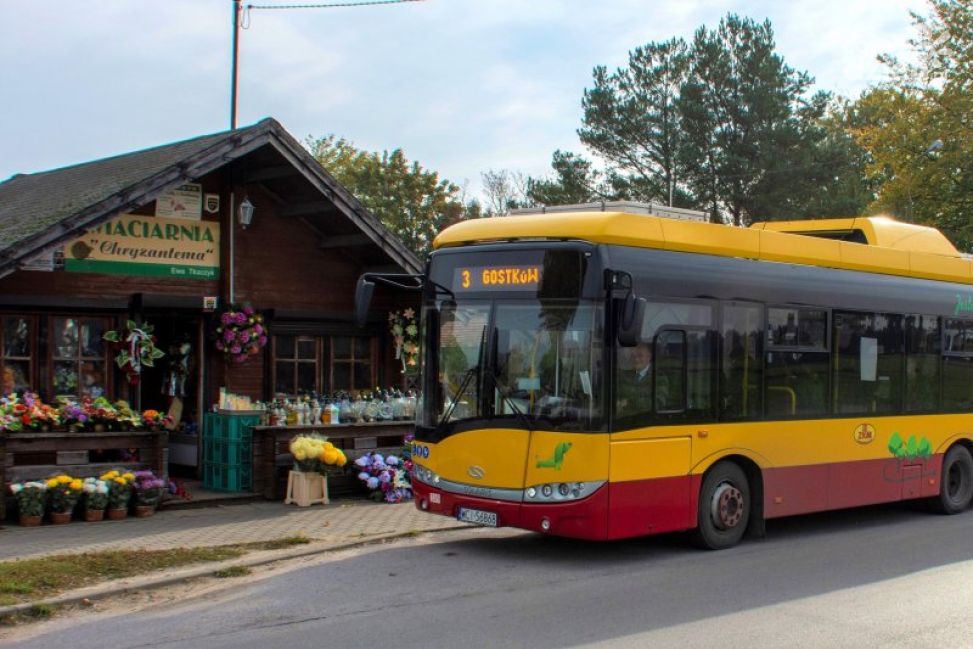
top-left (531, 13), bottom-right (870, 224)
top-left (851, 0), bottom-right (973, 250)
top-left (579, 38), bottom-right (690, 206)
top-left (307, 135), bottom-right (467, 257)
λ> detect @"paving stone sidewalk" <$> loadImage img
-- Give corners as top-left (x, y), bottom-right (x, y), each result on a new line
top-left (0, 500), bottom-right (468, 561)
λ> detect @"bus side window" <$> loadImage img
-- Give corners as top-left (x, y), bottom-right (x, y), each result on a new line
top-left (655, 330), bottom-right (684, 412)
top-left (720, 303), bottom-right (763, 420)
top-left (765, 307), bottom-right (829, 418)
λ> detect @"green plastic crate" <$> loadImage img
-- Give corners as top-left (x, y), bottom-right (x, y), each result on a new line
top-left (203, 461), bottom-right (253, 492)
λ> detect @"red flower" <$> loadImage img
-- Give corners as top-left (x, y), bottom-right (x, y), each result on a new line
top-left (21, 415), bottom-right (31, 425)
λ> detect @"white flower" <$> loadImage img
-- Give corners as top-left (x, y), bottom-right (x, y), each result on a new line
top-left (358, 472), bottom-right (370, 481)
top-left (10, 484), bottom-right (23, 494)
top-left (354, 456), bottom-right (369, 468)
top-left (83, 483), bottom-right (95, 494)
top-left (386, 456), bottom-right (400, 466)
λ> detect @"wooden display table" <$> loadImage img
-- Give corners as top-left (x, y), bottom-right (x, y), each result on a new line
top-left (251, 421), bottom-right (414, 500)
top-left (1, 429), bottom-right (168, 521)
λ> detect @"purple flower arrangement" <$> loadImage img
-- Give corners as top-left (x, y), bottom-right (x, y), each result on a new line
top-left (132, 470), bottom-right (166, 507)
top-left (214, 304), bottom-right (268, 363)
top-left (354, 452), bottom-right (413, 503)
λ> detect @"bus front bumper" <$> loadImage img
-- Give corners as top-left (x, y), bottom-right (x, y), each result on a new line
top-left (412, 480), bottom-right (610, 540)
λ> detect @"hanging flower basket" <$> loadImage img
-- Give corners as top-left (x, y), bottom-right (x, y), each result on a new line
top-left (214, 304), bottom-right (267, 364)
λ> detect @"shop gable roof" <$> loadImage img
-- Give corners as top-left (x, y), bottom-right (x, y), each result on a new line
top-left (0, 118), bottom-right (422, 277)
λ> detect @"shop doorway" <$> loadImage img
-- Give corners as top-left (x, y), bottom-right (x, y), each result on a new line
top-left (140, 312), bottom-right (202, 478)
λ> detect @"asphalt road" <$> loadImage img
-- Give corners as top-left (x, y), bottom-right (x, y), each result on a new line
top-left (10, 502), bottom-right (973, 649)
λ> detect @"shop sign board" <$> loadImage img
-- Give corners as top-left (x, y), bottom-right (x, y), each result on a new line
top-left (156, 183), bottom-right (203, 220)
top-left (64, 213), bottom-right (220, 280)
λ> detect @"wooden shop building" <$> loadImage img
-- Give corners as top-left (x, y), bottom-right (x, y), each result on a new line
top-left (0, 118), bottom-right (422, 511)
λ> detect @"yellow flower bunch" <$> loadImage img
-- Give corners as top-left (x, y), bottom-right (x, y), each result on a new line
top-left (100, 470), bottom-right (120, 481)
top-left (289, 435), bottom-right (348, 472)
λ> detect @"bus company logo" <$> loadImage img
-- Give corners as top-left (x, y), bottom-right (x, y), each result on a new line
top-left (536, 442), bottom-right (572, 470)
top-left (853, 423), bottom-right (876, 445)
top-left (411, 443), bottom-right (430, 459)
top-left (467, 465), bottom-right (486, 480)
top-left (956, 294), bottom-right (973, 315)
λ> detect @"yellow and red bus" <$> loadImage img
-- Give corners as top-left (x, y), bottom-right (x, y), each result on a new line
top-left (358, 210), bottom-right (973, 549)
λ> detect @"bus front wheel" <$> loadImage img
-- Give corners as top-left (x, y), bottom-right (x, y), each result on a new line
top-left (692, 462), bottom-right (750, 550)
top-left (934, 445), bottom-right (973, 514)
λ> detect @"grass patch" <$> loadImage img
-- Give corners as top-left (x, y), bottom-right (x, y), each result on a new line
top-left (246, 535), bottom-right (311, 551)
top-left (0, 546), bottom-right (244, 608)
top-left (213, 566), bottom-right (251, 579)
top-left (0, 534), bottom-right (317, 618)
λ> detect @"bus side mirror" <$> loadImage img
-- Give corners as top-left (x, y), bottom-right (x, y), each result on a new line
top-left (354, 275), bottom-right (376, 327)
top-left (617, 295), bottom-right (645, 347)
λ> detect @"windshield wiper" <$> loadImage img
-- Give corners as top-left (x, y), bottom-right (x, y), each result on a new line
top-left (437, 365), bottom-right (479, 430)
top-left (488, 368), bottom-right (534, 432)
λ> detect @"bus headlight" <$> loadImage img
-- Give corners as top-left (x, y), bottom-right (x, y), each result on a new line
top-left (524, 480), bottom-right (605, 503)
top-left (413, 463), bottom-right (440, 486)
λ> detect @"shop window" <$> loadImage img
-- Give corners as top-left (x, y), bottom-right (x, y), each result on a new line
top-left (328, 336), bottom-right (375, 393)
top-left (272, 334), bottom-right (377, 396)
top-left (273, 335), bottom-right (320, 396)
top-left (51, 317), bottom-right (109, 398)
top-left (1, 315), bottom-right (34, 394)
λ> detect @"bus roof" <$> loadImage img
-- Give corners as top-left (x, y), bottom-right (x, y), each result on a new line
top-left (432, 211), bottom-right (973, 286)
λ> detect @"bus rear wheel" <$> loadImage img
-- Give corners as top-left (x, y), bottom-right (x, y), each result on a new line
top-left (691, 461), bottom-right (750, 550)
top-left (934, 445), bottom-right (973, 514)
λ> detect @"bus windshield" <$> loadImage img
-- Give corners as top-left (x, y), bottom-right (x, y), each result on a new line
top-left (419, 298), bottom-right (604, 434)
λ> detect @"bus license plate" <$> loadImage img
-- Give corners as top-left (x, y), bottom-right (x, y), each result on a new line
top-left (458, 507), bottom-right (498, 527)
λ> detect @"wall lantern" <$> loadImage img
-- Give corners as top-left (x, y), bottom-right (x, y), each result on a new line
top-left (238, 196), bottom-right (255, 229)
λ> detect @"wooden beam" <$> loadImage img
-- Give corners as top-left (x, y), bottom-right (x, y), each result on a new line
top-left (278, 200), bottom-right (332, 217)
top-left (239, 164), bottom-right (297, 183)
top-left (361, 264), bottom-right (406, 274)
top-left (318, 233), bottom-right (371, 249)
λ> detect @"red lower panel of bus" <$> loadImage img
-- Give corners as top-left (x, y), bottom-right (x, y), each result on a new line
top-left (414, 454), bottom-right (944, 541)
top-left (763, 454), bottom-right (943, 519)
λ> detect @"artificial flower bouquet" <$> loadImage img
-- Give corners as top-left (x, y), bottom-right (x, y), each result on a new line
top-left (355, 452), bottom-right (413, 503)
top-left (141, 409), bottom-right (173, 430)
top-left (1, 393), bottom-right (61, 432)
top-left (82, 477), bottom-right (110, 512)
top-left (214, 304), bottom-right (268, 363)
top-left (103, 319), bottom-right (165, 385)
top-left (9, 480), bottom-right (46, 518)
top-left (47, 474), bottom-right (83, 514)
top-left (132, 470), bottom-right (166, 507)
top-left (389, 308), bottom-right (419, 373)
top-left (289, 434), bottom-right (349, 474)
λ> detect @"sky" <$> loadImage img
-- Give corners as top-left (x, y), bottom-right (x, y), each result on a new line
top-left (1, 0), bottom-right (928, 201)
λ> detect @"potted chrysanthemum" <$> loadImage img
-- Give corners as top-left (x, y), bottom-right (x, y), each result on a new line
top-left (82, 477), bottom-right (110, 522)
top-left (132, 470), bottom-right (166, 517)
top-left (47, 474), bottom-right (83, 524)
top-left (101, 469), bottom-right (135, 519)
top-left (9, 481), bottom-right (46, 526)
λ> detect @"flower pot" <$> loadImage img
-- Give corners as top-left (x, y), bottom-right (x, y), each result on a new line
top-left (107, 508), bottom-right (127, 520)
top-left (50, 511), bottom-right (72, 525)
top-left (94, 423), bottom-right (106, 432)
top-left (134, 505), bottom-right (155, 518)
top-left (84, 509), bottom-right (105, 522)
top-left (19, 514), bottom-right (42, 527)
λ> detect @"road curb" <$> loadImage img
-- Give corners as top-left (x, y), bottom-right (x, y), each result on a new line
top-left (0, 524), bottom-right (470, 619)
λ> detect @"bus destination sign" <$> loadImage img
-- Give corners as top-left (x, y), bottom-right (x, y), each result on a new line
top-left (454, 265), bottom-right (542, 292)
